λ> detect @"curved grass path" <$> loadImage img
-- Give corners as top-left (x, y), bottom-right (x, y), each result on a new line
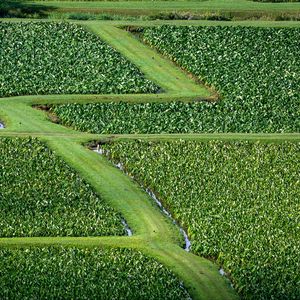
top-left (1, 19), bottom-right (299, 300)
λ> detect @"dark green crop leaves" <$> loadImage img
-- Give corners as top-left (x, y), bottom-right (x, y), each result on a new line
top-left (142, 26), bottom-right (300, 133)
top-left (0, 22), bottom-right (159, 97)
top-left (0, 137), bottom-right (125, 237)
top-left (0, 247), bottom-right (190, 300)
top-left (51, 101), bottom-right (220, 134)
top-left (103, 140), bottom-right (300, 299)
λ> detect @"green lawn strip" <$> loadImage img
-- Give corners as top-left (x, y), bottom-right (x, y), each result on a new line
top-left (0, 236), bottom-right (142, 249)
top-left (83, 23), bottom-right (212, 97)
top-left (0, 16), bottom-right (296, 299)
top-left (145, 243), bottom-right (238, 300)
top-left (103, 140), bottom-right (299, 299)
top-left (1, 130), bottom-right (300, 142)
top-left (1, 18), bottom-right (300, 27)
top-left (0, 101), bottom-right (76, 134)
top-left (42, 136), bottom-right (180, 241)
top-left (0, 93), bottom-right (204, 105)
top-left (29, 0), bottom-right (300, 14)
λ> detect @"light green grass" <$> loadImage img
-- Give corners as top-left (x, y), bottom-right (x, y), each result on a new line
top-left (2, 18), bottom-right (300, 27)
top-left (0, 136), bottom-right (238, 300)
top-left (29, 0), bottom-right (300, 14)
top-left (85, 24), bottom-right (212, 97)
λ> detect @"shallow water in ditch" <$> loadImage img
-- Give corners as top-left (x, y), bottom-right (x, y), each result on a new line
top-left (94, 146), bottom-right (235, 287)
top-left (145, 188), bottom-right (191, 252)
top-left (94, 147), bottom-right (191, 251)
top-left (0, 122), bottom-right (4, 129)
top-left (121, 219), bottom-right (133, 236)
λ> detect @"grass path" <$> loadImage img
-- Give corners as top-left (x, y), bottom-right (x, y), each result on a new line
top-left (0, 19), bottom-right (299, 299)
top-left (0, 136), bottom-right (237, 300)
top-left (86, 23), bottom-right (212, 98)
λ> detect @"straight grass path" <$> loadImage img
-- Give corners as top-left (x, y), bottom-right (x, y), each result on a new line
top-left (3, 18), bottom-right (300, 27)
top-left (0, 18), bottom-right (299, 300)
top-left (86, 23), bottom-right (212, 97)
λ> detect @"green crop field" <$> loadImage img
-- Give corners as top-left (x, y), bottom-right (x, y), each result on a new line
top-left (0, 22), bottom-right (158, 97)
top-left (0, 0), bottom-right (299, 298)
top-left (102, 140), bottom-right (300, 299)
top-left (142, 25), bottom-right (300, 133)
top-left (49, 26), bottom-right (300, 134)
top-left (0, 137), bottom-right (125, 237)
top-left (12, 1), bottom-right (300, 20)
top-left (0, 246), bottom-right (190, 299)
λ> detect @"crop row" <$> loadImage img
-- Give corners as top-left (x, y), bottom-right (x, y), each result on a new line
top-left (102, 140), bottom-right (300, 299)
top-left (51, 101), bottom-right (238, 134)
top-left (0, 22), bottom-right (159, 98)
top-left (0, 137), bottom-right (125, 237)
top-left (142, 26), bottom-right (300, 133)
top-left (0, 246), bottom-right (190, 299)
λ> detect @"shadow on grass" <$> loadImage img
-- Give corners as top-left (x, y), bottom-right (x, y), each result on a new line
top-left (0, 0), bottom-right (55, 18)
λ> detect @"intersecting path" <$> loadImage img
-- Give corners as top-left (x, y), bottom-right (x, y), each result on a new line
top-left (1, 20), bottom-right (299, 300)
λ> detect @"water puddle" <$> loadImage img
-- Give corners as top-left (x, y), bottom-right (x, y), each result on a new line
top-left (94, 146), bottom-right (191, 252)
top-left (219, 268), bottom-right (226, 276)
top-left (145, 188), bottom-right (191, 252)
top-left (0, 122), bottom-right (4, 129)
top-left (121, 219), bottom-right (133, 237)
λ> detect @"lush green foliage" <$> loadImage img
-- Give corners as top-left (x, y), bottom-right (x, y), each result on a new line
top-left (103, 140), bottom-right (300, 299)
top-left (50, 101), bottom-right (239, 134)
top-left (142, 26), bottom-right (300, 133)
top-left (0, 137), bottom-right (125, 237)
top-left (0, 22), bottom-right (158, 97)
top-left (0, 246), bottom-right (190, 299)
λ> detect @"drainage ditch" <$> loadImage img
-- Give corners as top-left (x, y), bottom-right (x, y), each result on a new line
top-left (94, 147), bottom-right (191, 252)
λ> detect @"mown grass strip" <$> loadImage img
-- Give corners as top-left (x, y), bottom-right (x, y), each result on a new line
top-left (29, 0), bottom-right (300, 14)
top-left (84, 23), bottom-right (212, 97)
